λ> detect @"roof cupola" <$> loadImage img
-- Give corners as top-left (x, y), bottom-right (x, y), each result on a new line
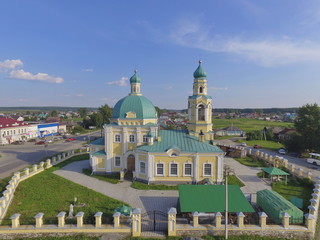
top-left (129, 70), bottom-right (142, 96)
top-left (193, 60), bottom-right (207, 80)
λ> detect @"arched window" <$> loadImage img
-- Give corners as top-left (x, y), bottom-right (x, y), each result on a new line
top-left (198, 105), bottom-right (205, 121)
top-left (129, 134), bottom-right (135, 142)
top-left (199, 86), bottom-right (203, 93)
top-left (143, 135), bottom-right (148, 143)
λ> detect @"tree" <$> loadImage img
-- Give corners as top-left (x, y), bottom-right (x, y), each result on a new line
top-left (98, 104), bottom-right (112, 124)
top-left (91, 112), bottom-right (103, 128)
top-left (78, 108), bottom-right (88, 119)
top-left (50, 110), bottom-right (58, 117)
top-left (155, 106), bottom-right (164, 117)
top-left (293, 103), bottom-right (320, 152)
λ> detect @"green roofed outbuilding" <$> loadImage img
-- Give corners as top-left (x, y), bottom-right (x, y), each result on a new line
top-left (178, 185), bottom-right (254, 213)
top-left (257, 189), bottom-right (304, 224)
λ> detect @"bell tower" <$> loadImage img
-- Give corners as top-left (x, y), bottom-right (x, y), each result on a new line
top-left (187, 61), bottom-right (213, 140)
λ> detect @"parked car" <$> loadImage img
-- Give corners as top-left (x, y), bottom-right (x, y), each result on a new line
top-left (253, 145), bottom-right (262, 149)
top-left (241, 142), bottom-right (247, 147)
top-left (66, 137), bottom-right (75, 142)
top-left (12, 140), bottom-right (24, 145)
top-left (278, 148), bottom-right (287, 155)
top-left (45, 139), bottom-right (53, 143)
top-left (27, 138), bottom-right (37, 142)
top-left (35, 141), bottom-right (46, 145)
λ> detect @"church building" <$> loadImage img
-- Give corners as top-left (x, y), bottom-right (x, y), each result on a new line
top-left (90, 61), bottom-right (225, 184)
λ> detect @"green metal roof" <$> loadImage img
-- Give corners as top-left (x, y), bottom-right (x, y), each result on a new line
top-left (261, 167), bottom-right (289, 176)
top-left (178, 185), bottom-right (255, 213)
top-left (105, 122), bottom-right (158, 127)
top-left (130, 71), bottom-right (141, 83)
top-left (193, 61), bottom-right (207, 79)
top-left (92, 150), bottom-right (106, 156)
top-left (111, 95), bottom-right (157, 120)
top-left (90, 138), bottom-right (104, 146)
top-left (136, 130), bottom-right (224, 153)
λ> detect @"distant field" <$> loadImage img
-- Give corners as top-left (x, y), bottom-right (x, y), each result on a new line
top-left (213, 118), bottom-right (293, 132)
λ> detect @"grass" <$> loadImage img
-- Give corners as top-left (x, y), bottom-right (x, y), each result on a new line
top-left (239, 140), bottom-right (284, 151)
top-left (202, 235), bottom-right (303, 240)
top-left (0, 176), bottom-right (11, 193)
top-left (7, 235), bottom-right (100, 240)
top-left (2, 154), bottom-right (126, 225)
top-left (131, 181), bottom-right (178, 190)
top-left (213, 118), bottom-right (293, 132)
top-left (272, 176), bottom-right (314, 211)
top-left (234, 156), bottom-right (268, 167)
top-left (82, 168), bottom-right (120, 184)
top-left (227, 175), bottom-right (245, 187)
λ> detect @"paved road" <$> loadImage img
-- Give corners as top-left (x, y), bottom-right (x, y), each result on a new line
top-left (0, 131), bottom-right (101, 179)
top-left (217, 139), bottom-right (320, 178)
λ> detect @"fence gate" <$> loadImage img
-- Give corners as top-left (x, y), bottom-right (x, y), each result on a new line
top-left (141, 210), bottom-right (168, 233)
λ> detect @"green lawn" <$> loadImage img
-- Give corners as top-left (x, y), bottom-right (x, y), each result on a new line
top-left (131, 181), bottom-right (178, 190)
top-left (82, 168), bottom-right (120, 184)
top-left (227, 175), bottom-right (245, 187)
top-left (8, 236), bottom-right (100, 240)
top-left (2, 154), bottom-right (126, 225)
top-left (272, 177), bottom-right (314, 211)
top-left (240, 140), bottom-right (284, 151)
top-left (213, 118), bottom-right (293, 132)
top-left (234, 156), bottom-right (268, 167)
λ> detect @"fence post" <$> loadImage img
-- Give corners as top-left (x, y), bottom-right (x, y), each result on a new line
top-left (34, 213), bottom-right (44, 228)
top-left (10, 213), bottom-right (21, 228)
top-left (120, 171), bottom-right (124, 182)
top-left (76, 212), bottom-right (84, 227)
top-left (6, 185), bottom-right (13, 194)
top-left (215, 212), bottom-right (222, 227)
top-left (308, 206), bottom-right (316, 215)
top-left (168, 207), bottom-right (177, 237)
top-left (192, 211), bottom-right (199, 227)
top-left (52, 156), bottom-right (57, 163)
top-left (3, 190), bottom-right (10, 201)
top-left (46, 159), bottom-right (52, 169)
top-left (259, 212), bottom-right (267, 228)
top-left (131, 208), bottom-right (141, 237)
top-left (113, 212), bottom-right (120, 228)
top-left (297, 168), bottom-right (303, 177)
top-left (283, 159), bottom-right (288, 168)
top-left (57, 212), bottom-right (66, 227)
top-left (24, 168), bottom-right (30, 176)
top-left (95, 212), bottom-right (103, 228)
top-left (307, 172), bottom-right (313, 180)
top-left (237, 212), bottom-right (245, 228)
top-left (304, 213), bottom-right (315, 230)
top-left (32, 164), bottom-right (38, 172)
top-left (14, 172), bottom-right (21, 180)
top-left (39, 161), bottom-right (44, 169)
top-left (281, 212), bottom-right (290, 229)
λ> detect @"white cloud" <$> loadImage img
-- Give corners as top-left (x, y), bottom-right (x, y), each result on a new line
top-left (10, 69), bottom-right (63, 83)
top-left (107, 77), bottom-right (129, 86)
top-left (76, 94), bottom-right (84, 97)
top-left (82, 68), bottom-right (93, 72)
top-left (169, 21), bottom-right (320, 67)
top-left (100, 97), bottom-right (116, 102)
top-left (0, 59), bottom-right (23, 70)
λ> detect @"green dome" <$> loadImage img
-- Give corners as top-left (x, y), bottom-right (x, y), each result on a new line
top-left (130, 70), bottom-right (141, 83)
top-left (112, 95), bottom-right (157, 119)
top-left (193, 61), bottom-right (207, 79)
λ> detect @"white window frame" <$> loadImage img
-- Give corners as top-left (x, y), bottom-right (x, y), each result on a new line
top-left (169, 162), bottom-right (178, 176)
top-left (183, 163), bottom-right (193, 176)
top-left (203, 163), bottom-right (212, 176)
top-left (114, 156), bottom-right (121, 167)
top-left (140, 161), bottom-right (146, 174)
top-left (129, 134), bottom-right (135, 143)
top-left (114, 134), bottom-right (121, 143)
top-left (143, 135), bottom-right (148, 143)
top-left (156, 163), bottom-right (164, 176)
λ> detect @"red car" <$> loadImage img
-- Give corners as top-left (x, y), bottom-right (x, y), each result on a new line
top-left (66, 137), bottom-right (75, 142)
top-left (253, 145), bottom-right (262, 149)
top-left (35, 141), bottom-right (46, 145)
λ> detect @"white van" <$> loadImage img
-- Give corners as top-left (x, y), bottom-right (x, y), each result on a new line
top-left (307, 153), bottom-right (320, 166)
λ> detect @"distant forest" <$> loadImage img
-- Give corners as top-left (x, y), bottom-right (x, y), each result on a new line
top-left (214, 108), bottom-right (298, 114)
top-left (0, 106), bottom-right (98, 112)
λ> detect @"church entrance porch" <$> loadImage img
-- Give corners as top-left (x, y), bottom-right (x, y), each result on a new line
top-left (125, 154), bottom-right (135, 181)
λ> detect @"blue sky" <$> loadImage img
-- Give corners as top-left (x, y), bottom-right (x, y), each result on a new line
top-left (1, 0), bottom-right (320, 109)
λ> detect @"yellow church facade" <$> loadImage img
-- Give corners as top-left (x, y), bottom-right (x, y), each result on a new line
top-left (90, 62), bottom-right (225, 184)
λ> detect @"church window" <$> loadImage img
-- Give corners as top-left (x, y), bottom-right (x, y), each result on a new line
top-left (156, 163), bottom-right (164, 176)
top-left (170, 163), bottom-right (178, 176)
top-left (184, 163), bottom-right (192, 176)
top-left (198, 105), bottom-right (205, 121)
top-left (203, 163), bottom-right (212, 176)
top-left (129, 134), bottom-right (135, 143)
top-left (140, 162), bottom-right (146, 173)
top-left (199, 86), bottom-right (203, 93)
top-left (114, 156), bottom-right (121, 167)
top-left (115, 134), bottom-right (121, 142)
top-left (143, 135), bottom-right (148, 143)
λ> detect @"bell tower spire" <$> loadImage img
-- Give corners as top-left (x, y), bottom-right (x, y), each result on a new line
top-left (187, 61), bottom-right (213, 140)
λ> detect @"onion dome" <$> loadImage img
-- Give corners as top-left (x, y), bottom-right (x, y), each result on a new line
top-left (193, 60), bottom-right (207, 79)
top-left (130, 70), bottom-right (141, 83)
